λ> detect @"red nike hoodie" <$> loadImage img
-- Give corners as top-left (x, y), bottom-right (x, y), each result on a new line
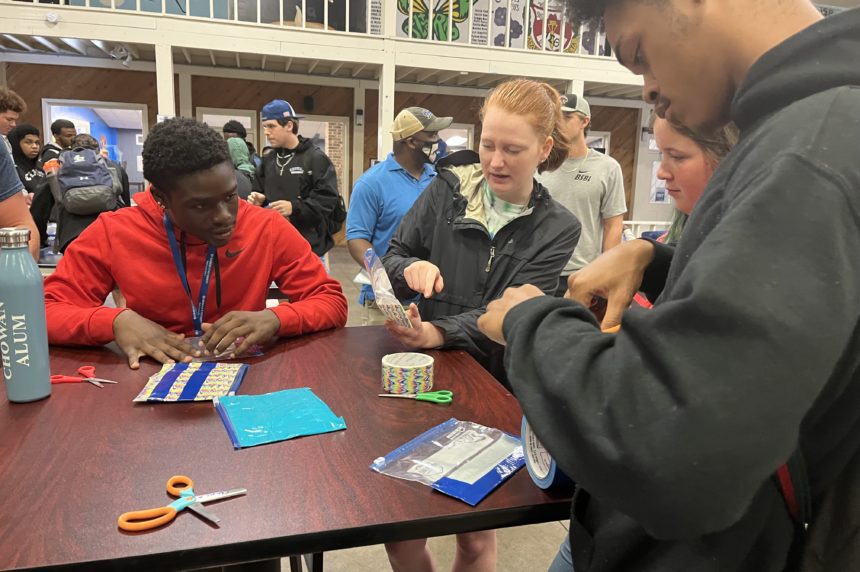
top-left (44, 191), bottom-right (347, 346)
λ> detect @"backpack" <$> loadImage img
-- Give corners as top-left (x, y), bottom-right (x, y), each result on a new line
top-left (245, 140), bottom-right (262, 170)
top-left (58, 148), bottom-right (119, 215)
top-left (325, 195), bottom-right (347, 236)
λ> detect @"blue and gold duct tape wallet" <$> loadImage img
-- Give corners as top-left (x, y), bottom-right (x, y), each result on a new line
top-left (522, 417), bottom-right (574, 492)
top-left (133, 362), bottom-right (249, 402)
top-left (381, 352), bottom-right (434, 394)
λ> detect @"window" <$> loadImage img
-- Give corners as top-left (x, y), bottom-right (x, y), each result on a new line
top-left (439, 123), bottom-right (475, 154)
top-left (42, 98), bottom-right (148, 188)
top-left (196, 108), bottom-right (260, 152)
top-left (297, 115), bottom-right (351, 207)
top-left (586, 131), bottom-right (611, 155)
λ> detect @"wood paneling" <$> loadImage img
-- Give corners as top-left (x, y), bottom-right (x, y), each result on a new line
top-left (363, 90), bottom-right (485, 172)
top-left (590, 105), bottom-right (640, 216)
top-left (6, 65), bottom-right (357, 245)
top-left (363, 89), bottom-right (380, 171)
top-left (7, 63), bottom-right (640, 217)
top-left (191, 77), bottom-right (354, 119)
top-left (6, 64), bottom-right (158, 133)
top-left (193, 75), bottom-right (355, 188)
top-left (5, 66), bottom-right (354, 174)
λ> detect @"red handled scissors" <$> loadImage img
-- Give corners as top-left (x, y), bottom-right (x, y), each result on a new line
top-left (50, 366), bottom-right (119, 388)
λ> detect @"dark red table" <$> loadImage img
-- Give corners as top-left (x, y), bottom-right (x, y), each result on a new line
top-left (0, 327), bottom-right (571, 571)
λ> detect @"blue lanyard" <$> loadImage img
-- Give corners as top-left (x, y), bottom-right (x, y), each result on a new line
top-left (163, 213), bottom-right (216, 336)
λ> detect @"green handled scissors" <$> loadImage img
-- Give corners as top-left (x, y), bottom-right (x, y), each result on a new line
top-left (378, 390), bottom-right (453, 404)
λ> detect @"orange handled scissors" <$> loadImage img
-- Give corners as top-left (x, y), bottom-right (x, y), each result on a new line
top-left (50, 365), bottom-right (119, 388)
top-left (118, 475), bottom-right (247, 532)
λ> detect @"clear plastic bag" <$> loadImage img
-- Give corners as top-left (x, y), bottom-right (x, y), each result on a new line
top-left (371, 418), bottom-right (524, 505)
top-left (363, 248), bottom-right (412, 328)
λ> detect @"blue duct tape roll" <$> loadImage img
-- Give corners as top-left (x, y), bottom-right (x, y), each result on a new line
top-left (522, 417), bottom-right (574, 491)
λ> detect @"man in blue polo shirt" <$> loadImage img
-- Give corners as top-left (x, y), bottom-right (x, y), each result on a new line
top-left (346, 107), bottom-right (452, 307)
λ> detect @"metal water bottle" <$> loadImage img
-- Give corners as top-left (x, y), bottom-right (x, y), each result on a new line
top-left (0, 228), bottom-right (51, 402)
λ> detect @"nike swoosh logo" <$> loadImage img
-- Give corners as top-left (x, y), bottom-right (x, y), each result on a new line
top-left (225, 248), bottom-right (245, 259)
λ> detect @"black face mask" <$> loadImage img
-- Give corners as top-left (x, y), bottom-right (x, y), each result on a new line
top-left (411, 139), bottom-right (439, 164)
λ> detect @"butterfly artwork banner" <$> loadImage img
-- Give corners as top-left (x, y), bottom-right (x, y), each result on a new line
top-left (396, 0), bottom-right (472, 43)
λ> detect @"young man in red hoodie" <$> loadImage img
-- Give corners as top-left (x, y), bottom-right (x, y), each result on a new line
top-left (45, 117), bottom-right (348, 369)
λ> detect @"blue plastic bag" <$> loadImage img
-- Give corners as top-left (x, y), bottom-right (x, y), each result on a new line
top-left (215, 388), bottom-right (346, 449)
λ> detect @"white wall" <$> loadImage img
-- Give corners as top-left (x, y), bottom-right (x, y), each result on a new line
top-left (116, 129), bottom-right (144, 183)
top-left (630, 106), bottom-right (674, 222)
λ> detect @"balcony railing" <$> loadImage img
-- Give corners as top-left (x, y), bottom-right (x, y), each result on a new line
top-left (9, 0), bottom-right (612, 57)
top-left (11, 0), bottom-right (382, 34)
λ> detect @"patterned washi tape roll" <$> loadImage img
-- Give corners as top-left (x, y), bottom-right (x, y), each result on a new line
top-left (522, 417), bottom-right (574, 491)
top-left (381, 352), bottom-right (434, 394)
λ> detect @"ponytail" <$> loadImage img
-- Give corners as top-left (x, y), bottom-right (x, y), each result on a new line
top-left (482, 79), bottom-right (570, 173)
top-left (538, 82), bottom-right (570, 173)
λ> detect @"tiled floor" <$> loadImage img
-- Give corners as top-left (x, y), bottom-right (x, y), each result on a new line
top-left (329, 246), bottom-right (388, 328)
top-left (289, 246), bottom-right (568, 571)
top-left (289, 522), bottom-right (568, 572)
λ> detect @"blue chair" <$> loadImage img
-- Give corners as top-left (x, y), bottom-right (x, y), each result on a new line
top-left (641, 230), bottom-right (666, 241)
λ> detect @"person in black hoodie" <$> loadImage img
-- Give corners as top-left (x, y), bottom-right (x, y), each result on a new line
top-left (8, 124), bottom-right (50, 248)
top-left (8, 124), bottom-right (46, 196)
top-left (249, 99), bottom-right (340, 257)
top-left (478, 2), bottom-right (860, 572)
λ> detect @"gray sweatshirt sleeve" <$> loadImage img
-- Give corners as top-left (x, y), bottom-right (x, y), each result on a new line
top-left (502, 154), bottom-right (860, 540)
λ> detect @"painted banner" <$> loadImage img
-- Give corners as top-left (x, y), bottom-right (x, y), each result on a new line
top-left (489, 0), bottom-right (526, 48)
top-left (526, 0), bottom-right (579, 53)
top-left (396, 0), bottom-right (472, 42)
